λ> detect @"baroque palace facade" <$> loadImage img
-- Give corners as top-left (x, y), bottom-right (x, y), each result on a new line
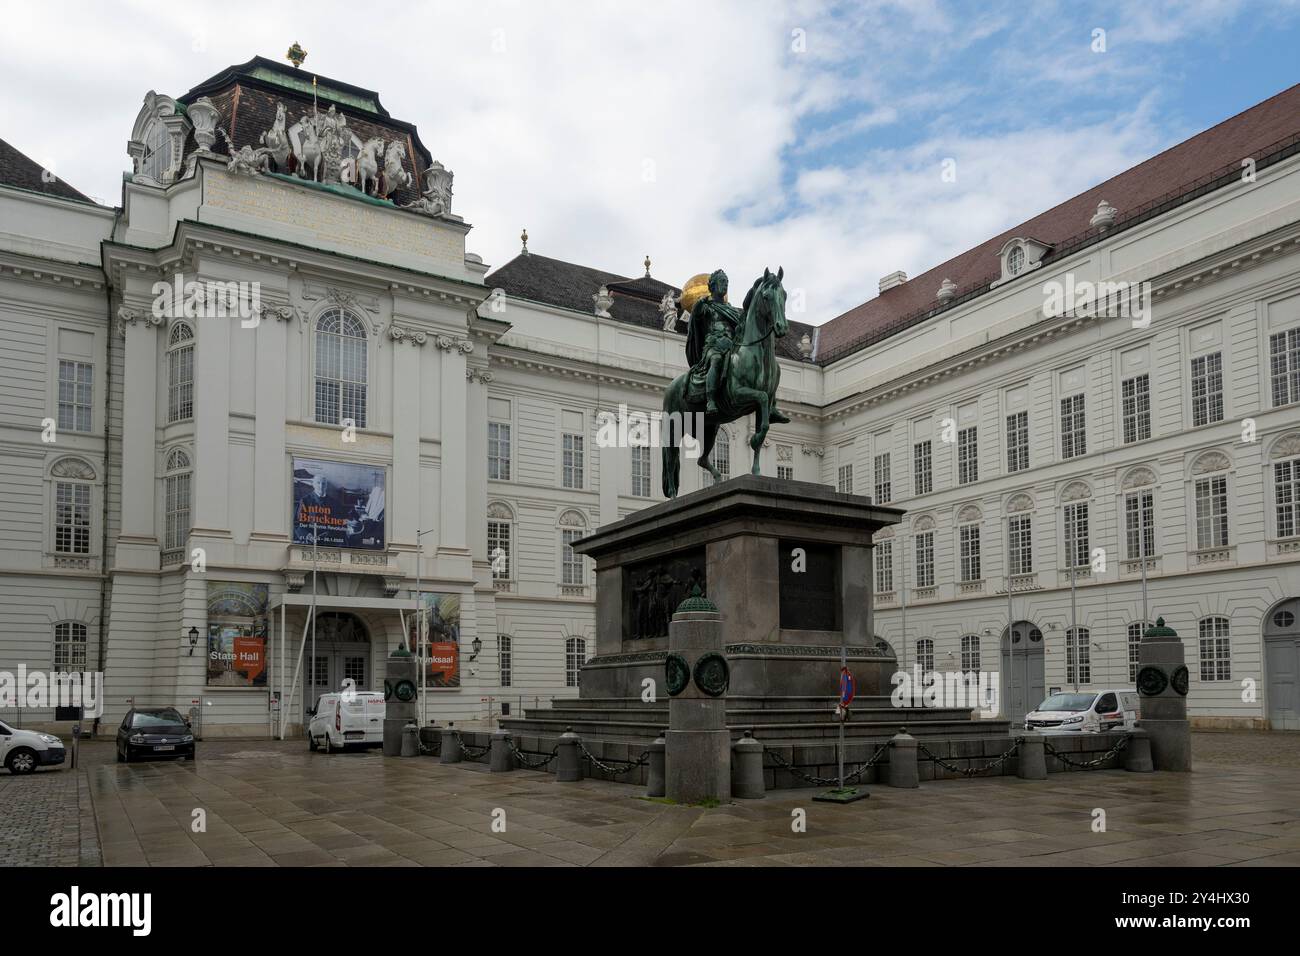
top-left (2, 57), bottom-right (1299, 733)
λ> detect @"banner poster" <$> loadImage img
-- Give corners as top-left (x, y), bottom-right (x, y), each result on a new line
top-left (408, 593), bottom-right (462, 688)
top-left (292, 457), bottom-right (386, 551)
top-left (206, 582), bottom-right (270, 687)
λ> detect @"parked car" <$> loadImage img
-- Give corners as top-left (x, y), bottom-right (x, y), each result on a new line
top-left (0, 719), bottom-right (65, 774)
top-left (308, 691), bottom-right (385, 752)
top-left (116, 707), bottom-right (196, 763)
top-left (1025, 689), bottom-right (1140, 733)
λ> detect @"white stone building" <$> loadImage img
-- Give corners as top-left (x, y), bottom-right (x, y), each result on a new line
top-left (1, 59), bottom-right (1298, 734)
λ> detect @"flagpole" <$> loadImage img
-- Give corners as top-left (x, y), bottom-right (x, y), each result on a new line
top-left (310, 520), bottom-right (318, 720)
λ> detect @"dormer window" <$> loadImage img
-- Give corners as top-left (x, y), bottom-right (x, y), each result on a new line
top-left (994, 237), bottom-right (1052, 287)
top-left (1006, 244), bottom-right (1025, 276)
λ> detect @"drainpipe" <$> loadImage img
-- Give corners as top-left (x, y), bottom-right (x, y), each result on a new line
top-left (94, 209), bottom-right (122, 736)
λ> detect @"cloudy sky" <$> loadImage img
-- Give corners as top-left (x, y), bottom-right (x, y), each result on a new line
top-left (2, 0), bottom-right (1297, 323)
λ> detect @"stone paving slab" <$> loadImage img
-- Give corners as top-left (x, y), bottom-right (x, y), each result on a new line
top-left (3, 731), bottom-right (1298, 867)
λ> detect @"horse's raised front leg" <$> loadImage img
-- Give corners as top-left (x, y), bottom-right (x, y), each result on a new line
top-left (696, 420), bottom-right (722, 483)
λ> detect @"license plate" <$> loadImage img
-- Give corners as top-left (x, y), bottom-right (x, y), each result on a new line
top-left (344, 731), bottom-right (364, 739)
top-left (154, 744), bottom-right (175, 751)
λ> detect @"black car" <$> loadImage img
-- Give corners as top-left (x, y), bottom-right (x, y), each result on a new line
top-left (116, 707), bottom-right (196, 763)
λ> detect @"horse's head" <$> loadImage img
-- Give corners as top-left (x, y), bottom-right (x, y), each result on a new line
top-left (747, 266), bottom-right (787, 339)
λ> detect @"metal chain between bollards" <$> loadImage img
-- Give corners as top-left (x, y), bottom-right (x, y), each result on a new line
top-left (459, 739), bottom-right (492, 760)
top-left (577, 740), bottom-right (651, 776)
top-left (507, 737), bottom-right (560, 769)
top-left (763, 742), bottom-right (890, 787)
top-left (1043, 734), bottom-right (1130, 770)
top-left (916, 737), bottom-right (1023, 778)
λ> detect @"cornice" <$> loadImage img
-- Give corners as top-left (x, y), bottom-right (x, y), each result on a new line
top-left (0, 250), bottom-right (106, 292)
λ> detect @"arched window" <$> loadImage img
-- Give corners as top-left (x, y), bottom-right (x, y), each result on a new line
top-left (960, 635), bottom-right (980, 677)
top-left (487, 502), bottom-right (513, 584)
top-left (51, 457), bottom-right (95, 555)
top-left (916, 638), bottom-right (934, 673)
top-left (164, 448), bottom-right (192, 556)
top-left (1199, 616), bottom-right (1231, 681)
top-left (53, 621), bottom-right (88, 670)
top-left (498, 635), bottom-right (512, 688)
top-left (558, 510), bottom-right (587, 587)
top-left (141, 120), bottom-right (172, 182)
top-left (315, 308), bottom-right (368, 428)
top-left (1066, 626), bottom-right (1090, 685)
top-left (1127, 621), bottom-right (1150, 683)
top-left (565, 636), bottom-right (587, 687)
top-left (1272, 435), bottom-right (1300, 539)
top-left (167, 321), bottom-right (195, 423)
top-left (710, 428), bottom-right (731, 485)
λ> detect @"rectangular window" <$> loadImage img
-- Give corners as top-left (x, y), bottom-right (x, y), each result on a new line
top-left (777, 465), bottom-right (793, 480)
top-left (1066, 629), bottom-right (1091, 685)
top-left (167, 345), bottom-right (194, 423)
top-left (487, 520), bottom-right (511, 579)
top-left (631, 446), bottom-right (652, 497)
top-left (1063, 502), bottom-right (1089, 569)
top-left (1190, 352), bottom-right (1224, 426)
top-left (916, 640), bottom-right (935, 674)
top-left (1195, 475), bottom-right (1229, 549)
top-left (1121, 374), bottom-right (1151, 443)
top-left (1270, 329), bottom-right (1300, 407)
top-left (875, 540), bottom-right (893, 593)
top-left (562, 433), bottom-right (584, 489)
top-left (1198, 617), bottom-right (1231, 681)
top-left (488, 422), bottom-right (512, 480)
top-left (838, 463), bottom-right (854, 495)
top-left (961, 636), bottom-right (980, 676)
top-left (54, 622), bottom-right (88, 670)
top-left (561, 529), bottom-right (584, 585)
top-left (1276, 459), bottom-right (1300, 539)
top-left (915, 531), bottom-right (934, 588)
top-left (499, 636), bottom-right (512, 688)
top-left (959, 523), bottom-right (980, 582)
top-left (1127, 622), bottom-right (1147, 683)
top-left (1008, 515), bottom-right (1032, 576)
top-left (1006, 411), bottom-right (1028, 474)
top-left (57, 360), bottom-right (93, 433)
top-left (874, 453), bottom-right (890, 501)
top-left (913, 440), bottom-right (932, 495)
top-left (565, 639), bottom-right (587, 688)
top-left (54, 482), bottom-right (91, 554)
top-left (957, 427), bottom-right (978, 485)
top-left (164, 473), bottom-right (191, 552)
top-left (1060, 394), bottom-right (1086, 459)
top-left (1125, 491), bottom-right (1155, 560)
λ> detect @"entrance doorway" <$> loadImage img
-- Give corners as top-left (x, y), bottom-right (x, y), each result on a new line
top-left (306, 612), bottom-right (372, 710)
top-left (1000, 622), bottom-right (1045, 725)
top-left (1265, 598), bottom-right (1300, 730)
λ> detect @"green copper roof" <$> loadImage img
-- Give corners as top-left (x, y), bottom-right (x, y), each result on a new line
top-left (1143, 617), bottom-right (1179, 639)
top-left (676, 584), bottom-right (717, 614)
top-left (266, 171), bottom-right (397, 209)
top-left (247, 66), bottom-right (380, 114)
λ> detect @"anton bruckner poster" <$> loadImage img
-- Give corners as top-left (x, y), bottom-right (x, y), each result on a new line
top-left (292, 457), bottom-right (386, 550)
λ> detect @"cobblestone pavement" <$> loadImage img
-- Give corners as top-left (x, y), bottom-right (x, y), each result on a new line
top-left (0, 765), bottom-right (100, 866)
top-left (3, 731), bottom-right (1297, 867)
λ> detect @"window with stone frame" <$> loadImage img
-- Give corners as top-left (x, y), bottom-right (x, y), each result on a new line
top-left (1195, 475), bottom-right (1229, 550)
top-left (1060, 393), bottom-right (1086, 459)
top-left (1008, 514), bottom-right (1032, 575)
top-left (959, 522), bottom-right (980, 582)
top-left (1125, 489), bottom-right (1156, 560)
top-left (562, 433), bottom-right (585, 489)
top-left (1198, 616), bottom-right (1231, 681)
top-left (1276, 456), bottom-right (1300, 539)
top-left (488, 421), bottom-right (511, 480)
top-left (916, 638), bottom-right (935, 673)
top-left (561, 529), bottom-right (584, 585)
top-left (1063, 501), bottom-right (1090, 569)
top-left (1270, 328), bottom-right (1300, 408)
top-left (960, 635), bottom-right (980, 678)
top-left (1127, 621), bottom-right (1149, 683)
top-left (838, 462), bottom-right (854, 495)
top-left (314, 308), bottom-right (368, 428)
top-left (57, 359), bottom-right (93, 433)
top-left (711, 429), bottom-right (731, 485)
top-left (875, 539), bottom-right (893, 593)
top-left (498, 634), bottom-right (512, 688)
top-left (631, 445), bottom-right (652, 497)
top-left (915, 531), bottom-right (935, 588)
top-left (1066, 627), bottom-right (1091, 684)
top-left (957, 427), bottom-right (978, 485)
top-left (777, 465), bottom-right (793, 480)
top-left (53, 621), bottom-right (88, 670)
top-left (1006, 411), bottom-right (1029, 473)
top-left (167, 322), bottom-right (195, 423)
top-left (873, 453), bottom-right (890, 501)
top-left (163, 448), bottom-right (192, 555)
top-left (565, 637), bottom-right (586, 687)
top-left (54, 480), bottom-right (92, 554)
top-left (913, 440), bottom-right (932, 495)
top-left (1191, 352), bottom-right (1224, 427)
top-left (1121, 374), bottom-right (1151, 443)
top-left (487, 519), bottom-right (511, 580)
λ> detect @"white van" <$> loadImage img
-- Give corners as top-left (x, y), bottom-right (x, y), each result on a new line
top-left (307, 691), bottom-right (385, 752)
top-left (0, 719), bottom-right (65, 774)
top-left (1024, 689), bottom-right (1140, 733)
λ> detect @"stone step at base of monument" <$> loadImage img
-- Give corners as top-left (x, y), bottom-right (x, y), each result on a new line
top-left (556, 695), bottom-right (963, 711)
top-left (515, 706), bottom-right (984, 728)
top-left (499, 715), bottom-right (1009, 742)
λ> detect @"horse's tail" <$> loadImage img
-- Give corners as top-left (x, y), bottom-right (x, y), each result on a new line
top-left (662, 443), bottom-right (680, 499)
top-left (662, 378), bottom-right (687, 499)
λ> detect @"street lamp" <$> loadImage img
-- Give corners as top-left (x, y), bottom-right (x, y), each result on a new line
top-left (469, 636), bottom-right (483, 661)
top-left (187, 626), bottom-right (200, 657)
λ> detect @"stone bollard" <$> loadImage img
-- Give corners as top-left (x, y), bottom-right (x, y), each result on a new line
top-left (1124, 725), bottom-right (1155, 773)
top-left (489, 730), bottom-right (513, 773)
top-left (418, 723), bottom-right (440, 755)
top-left (646, 730), bottom-right (667, 798)
top-left (439, 723), bottom-right (462, 764)
top-left (1016, 731), bottom-right (1046, 779)
top-left (400, 721), bottom-right (419, 757)
top-left (888, 727), bottom-right (919, 788)
top-left (1137, 618), bottom-right (1192, 771)
top-left (730, 731), bottom-right (766, 799)
top-left (556, 727), bottom-right (583, 782)
top-left (665, 588), bottom-right (731, 804)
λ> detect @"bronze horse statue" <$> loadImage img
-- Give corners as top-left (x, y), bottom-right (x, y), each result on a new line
top-left (661, 267), bottom-right (788, 497)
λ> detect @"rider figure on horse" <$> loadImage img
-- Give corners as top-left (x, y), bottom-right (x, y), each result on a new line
top-left (686, 269), bottom-right (792, 423)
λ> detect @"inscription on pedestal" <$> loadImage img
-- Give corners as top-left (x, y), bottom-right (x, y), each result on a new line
top-left (624, 549), bottom-right (706, 640)
top-left (778, 540), bottom-right (841, 631)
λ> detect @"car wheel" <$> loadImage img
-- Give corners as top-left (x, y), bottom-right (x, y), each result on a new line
top-left (323, 732), bottom-right (333, 754)
top-left (308, 732), bottom-right (318, 752)
top-left (6, 748), bottom-right (38, 775)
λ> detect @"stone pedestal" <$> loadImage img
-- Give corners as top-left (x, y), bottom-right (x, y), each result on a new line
top-left (383, 650), bottom-right (418, 757)
top-left (571, 476), bottom-right (905, 700)
top-left (666, 593), bottom-right (730, 804)
top-left (1137, 618), bottom-right (1192, 772)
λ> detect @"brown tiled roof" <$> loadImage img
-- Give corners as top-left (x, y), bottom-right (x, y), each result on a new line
top-left (0, 138), bottom-right (94, 203)
top-left (487, 252), bottom-right (816, 360)
top-left (815, 83), bottom-right (1300, 363)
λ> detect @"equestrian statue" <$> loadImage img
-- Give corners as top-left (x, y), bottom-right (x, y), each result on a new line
top-left (661, 267), bottom-right (789, 498)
